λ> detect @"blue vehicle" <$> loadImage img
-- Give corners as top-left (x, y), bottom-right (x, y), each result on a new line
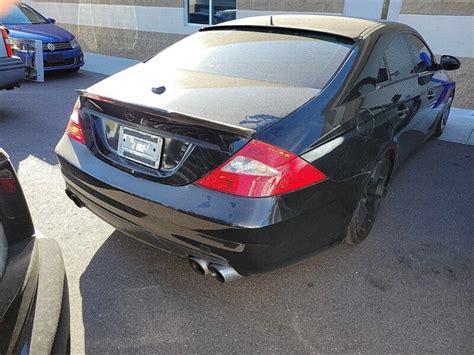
top-left (0, 3), bottom-right (84, 73)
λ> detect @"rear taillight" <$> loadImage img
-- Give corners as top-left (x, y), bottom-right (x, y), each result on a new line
top-left (196, 140), bottom-right (327, 197)
top-left (1, 28), bottom-right (13, 57)
top-left (0, 171), bottom-right (18, 193)
top-left (66, 98), bottom-right (86, 144)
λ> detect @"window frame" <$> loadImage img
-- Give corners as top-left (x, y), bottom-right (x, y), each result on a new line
top-left (184, 0), bottom-right (211, 27)
top-left (403, 32), bottom-right (436, 74)
top-left (184, 0), bottom-right (236, 26)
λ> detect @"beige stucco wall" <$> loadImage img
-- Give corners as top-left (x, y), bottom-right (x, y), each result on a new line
top-left (59, 23), bottom-right (186, 60)
top-left (236, 0), bottom-right (344, 13)
top-left (448, 57), bottom-right (474, 109)
top-left (401, 0), bottom-right (474, 16)
top-left (32, 0), bottom-right (182, 6)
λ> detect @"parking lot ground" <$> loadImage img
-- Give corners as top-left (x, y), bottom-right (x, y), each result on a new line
top-left (1, 71), bottom-right (473, 354)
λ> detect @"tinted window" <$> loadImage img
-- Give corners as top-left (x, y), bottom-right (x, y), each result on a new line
top-left (187, 0), bottom-right (209, 25)
top-left (213, 0), bottom-right (237, 24)
top-left (0, 4), bottom-right (48, 25)
top-left (148, 30), bottom-right (352, 89)
top-left (405, 34), bottom-right (434, 73)
top-left (384, 34), bottom-right (414, 80)
top-left (187, 0), bottom-right (236, 25)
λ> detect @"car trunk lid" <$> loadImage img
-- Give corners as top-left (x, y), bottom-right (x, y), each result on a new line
top-left (79, 64), bottom-right (320, 185)
top-left (85, 63), bottom-right (320, 133)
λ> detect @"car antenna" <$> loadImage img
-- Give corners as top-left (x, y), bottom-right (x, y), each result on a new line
top-left (270, 16), bottom-right (274, 25)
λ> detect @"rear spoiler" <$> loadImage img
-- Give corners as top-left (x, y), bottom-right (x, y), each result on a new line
top-left (200, 25), bottom-right (355, 45)
top-left (77, 90), bottom-right (256, 139)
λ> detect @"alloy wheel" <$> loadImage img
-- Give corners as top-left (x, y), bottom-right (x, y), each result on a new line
top-left (351, 157), bottom-right (390, 242)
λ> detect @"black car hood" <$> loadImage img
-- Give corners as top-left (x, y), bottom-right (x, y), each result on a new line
top-left (85, 63), bottom-right (320, 133)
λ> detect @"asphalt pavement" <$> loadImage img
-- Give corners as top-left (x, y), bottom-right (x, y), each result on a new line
top-left (0, 71), bottom-right (473, 354)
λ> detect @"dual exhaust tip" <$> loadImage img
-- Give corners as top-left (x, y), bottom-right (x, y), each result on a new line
top-left (188, 257), bottom-right (242, 283)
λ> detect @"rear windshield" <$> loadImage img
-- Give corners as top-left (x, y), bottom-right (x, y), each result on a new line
top-left (147, 29), bottom-right (353, 89)
top-left (1, 4), bottom-right (48, 25)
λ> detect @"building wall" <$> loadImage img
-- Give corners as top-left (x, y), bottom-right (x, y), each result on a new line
top-left (401, 0), bottom-right (474, 16)
top-left (237, 0), bottom-right (343, 12)
top-left (27, 0), bottom-right (473, 108)
top-left (398, 0), bottom-right (473, 108)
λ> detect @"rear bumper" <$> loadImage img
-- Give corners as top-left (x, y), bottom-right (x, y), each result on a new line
top-left (0, 56), bottom-right (25, 90)
top-left (56, 135), bottom-right (364, 275)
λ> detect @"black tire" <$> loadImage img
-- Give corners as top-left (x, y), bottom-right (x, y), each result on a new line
top-left (345, 155), bottom-right (391, 245)
top-left (433, 94), bottom-right (454, 137)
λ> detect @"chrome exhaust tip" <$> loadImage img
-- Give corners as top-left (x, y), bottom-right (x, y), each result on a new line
top-left (188, 257), bottom-right (210, 276)
top-left (208, 264), bottom-right (242, 283)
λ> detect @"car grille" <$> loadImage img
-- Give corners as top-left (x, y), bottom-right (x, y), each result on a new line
top-left (44, 57), bottom-right (76, 67)
top-left (42, 42), bottom-right (72, 52)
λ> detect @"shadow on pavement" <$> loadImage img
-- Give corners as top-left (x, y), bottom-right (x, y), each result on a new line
top-left (79, 229), bottom-right (352, 353)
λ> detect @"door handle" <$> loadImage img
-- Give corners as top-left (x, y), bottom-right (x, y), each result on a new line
top-left (427, 91), bottom-right (435, 100)
top-left (397, 105), bottom-right (410, 119)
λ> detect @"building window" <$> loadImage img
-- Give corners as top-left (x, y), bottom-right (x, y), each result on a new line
top-left (186, 0), bottom-right (236, 25)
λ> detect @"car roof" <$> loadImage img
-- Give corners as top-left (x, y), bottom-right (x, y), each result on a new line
top-left (210, 15), bottom-right (405, 41)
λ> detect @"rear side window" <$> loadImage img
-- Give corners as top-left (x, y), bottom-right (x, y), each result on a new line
top-left (147, 30), bottom-right (353, 89)
top-left (383, 34), bottom-right (414, 80)
top-left (405, 34), bottom-right (434, 73)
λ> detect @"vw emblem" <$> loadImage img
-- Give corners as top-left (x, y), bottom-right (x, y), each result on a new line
top-left (47, 43), bottom-right (56, 51)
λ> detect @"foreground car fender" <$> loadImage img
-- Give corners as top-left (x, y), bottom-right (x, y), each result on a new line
top-left (0, 149), bottom-right (70, 353)
top-left (31, 236), bottom-right (70, 354)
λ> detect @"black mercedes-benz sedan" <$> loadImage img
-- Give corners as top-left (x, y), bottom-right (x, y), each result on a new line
top-left (0, 149), bottom-right (70, 352)
top-left (56, 15), bottom-right (459, 282)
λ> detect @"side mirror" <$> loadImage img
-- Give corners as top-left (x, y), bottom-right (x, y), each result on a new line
top-left (440, 55), bottom-right (461, 71)
top-left (47, 18), bottom-right (56, 24)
